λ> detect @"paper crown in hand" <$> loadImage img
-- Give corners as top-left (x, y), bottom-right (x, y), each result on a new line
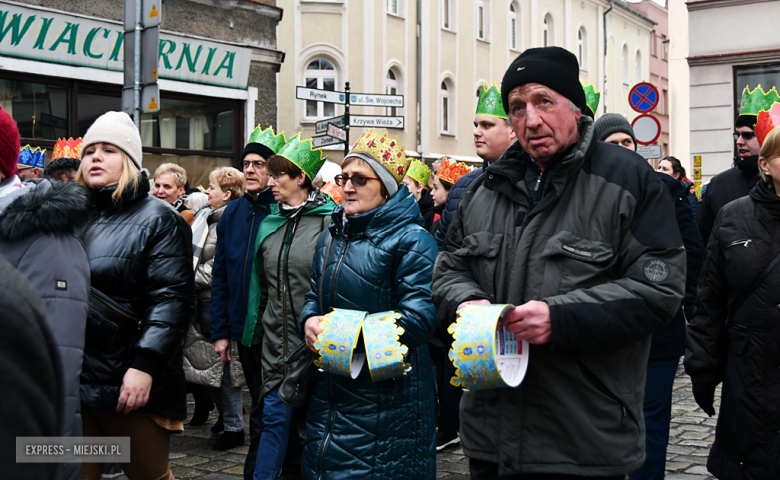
top-left (405, 159), bottom-right (431, 186)
top-left (739, 85), bottom-right (780, 117)
top-left (348, 128), bottom-right (410, 184)
top-left (320, 180), bottom-right (343, 204)
top-left (248, 125), bottom-right (287, 155)
top-left (52, 137), bottom-right (82, 161)
top-left (277, 133), bottom-right (325, 180)
top-left (475, 83), bottom-right (507, 119)
top-left (756, 102), bottom-right (780, 146)
top-left (582, 82), bottom-right (601, 117)
top-left (18, 145), bottom-right (46, 169)
top-left (436, 156), bottom-right (470, 185)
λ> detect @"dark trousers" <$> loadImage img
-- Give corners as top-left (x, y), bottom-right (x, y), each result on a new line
top-left (628, 358), bottom-right (679, 480)
top-left (238, 342), bottom-right (264, 480)
top-left (469, 458), bottom-right (624, 480)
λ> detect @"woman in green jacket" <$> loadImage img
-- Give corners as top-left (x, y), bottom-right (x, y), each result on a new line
top-left (243, 134), bottom-right (335, 480)
top-left (300, 129), bottom-right (438, 479)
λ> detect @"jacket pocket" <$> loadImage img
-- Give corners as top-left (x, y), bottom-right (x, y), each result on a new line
top-left (453, 232), bottom-right (504, 300)
top-left (541, 231), bottom-right (614, 290)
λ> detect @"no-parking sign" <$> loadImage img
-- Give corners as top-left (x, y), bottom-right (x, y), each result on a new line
top-left (629, 83), bottom-right (659, 113)
top-left (631, 114), bottom-right (662, 146)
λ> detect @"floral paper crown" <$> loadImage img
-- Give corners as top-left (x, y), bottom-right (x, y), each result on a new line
top-left (348, 128), bottom-right (410, 184)
top-left (277, 133), bottom-right (325, 180)
top-left (248, 125), bottom-right (287, 155)
top-left (436, 156), bottom-right (470, 185)
top-left (18, 145), bottom-right (46, 169)
top-left (739, 85), bottom-right (780, 117)
top-left (406, 159), bottom-right (431, 186)
top-left (52, 137), bottom-right (82, 160)
top-left (321, 180), bottom-right (342, 204)
top-left (582, 82), bottom-right (601, 117)
top-left (475, 83), bottom-right (507, 119)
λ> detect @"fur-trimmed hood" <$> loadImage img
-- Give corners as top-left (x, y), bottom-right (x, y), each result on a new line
top-left (0, 179), bottom-right (91, 242)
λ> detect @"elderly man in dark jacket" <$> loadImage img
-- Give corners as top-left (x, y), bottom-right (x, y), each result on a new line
top-left (432, 47), bottom-right (686, 479)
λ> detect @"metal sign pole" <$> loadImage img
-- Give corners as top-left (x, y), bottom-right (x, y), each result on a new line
top-left (133, 0), bottom-right (142, 128)
top-left (344, 81), bottom-right (350, 157)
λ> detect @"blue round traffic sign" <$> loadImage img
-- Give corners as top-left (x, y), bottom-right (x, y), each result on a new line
top-left (628, 82), bottom-right (659, 113)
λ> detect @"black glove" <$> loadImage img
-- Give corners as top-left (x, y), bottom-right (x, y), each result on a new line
top-left (692, 380), bottom-right (718, 416)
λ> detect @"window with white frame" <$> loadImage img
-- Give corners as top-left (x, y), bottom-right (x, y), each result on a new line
top-left (442, 0), bottom-right (451, 29)
top-left (440, 80), bottom-right (451, 133)
top-left (509, 3), bottom-right (518, 50)
top-left (387, 0), bottom-right (399, 16)
top-left (577, 27), bottom-right (587, 69)
top-left (622, 44), bottom-right (629, 85)
top-left (650, 32), bottom-right (656, 57)
top-left (304, 59), bottom-right (337, 120)
top-left (477, 0), bottom-right (487, 40)
top-left (386, 69), bottom-right (400, 117)
top-left (543, 14), bottom-right (554, 47)
top-left (635, 50), bottom-right (642, 82)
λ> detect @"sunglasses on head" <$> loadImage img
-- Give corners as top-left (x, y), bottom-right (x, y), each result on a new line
top-left (334, 173), bottom-right (381, 188)
top-left (733, 131), bottom-right (755, 141)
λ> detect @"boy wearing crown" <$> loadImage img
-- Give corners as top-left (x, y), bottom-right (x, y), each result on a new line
top-left (697, 85), bottom-right (779, 245)
top-left (47, 138), bottom-right (82, 182)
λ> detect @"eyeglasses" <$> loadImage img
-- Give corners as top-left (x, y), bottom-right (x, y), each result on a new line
top-left (267, 172), bottom-right (289, 181)
top-left (334, 173), bottom-right (381, 188)
top-left (243, 160), bottom-right (266, 170)
top-left (733, 131), bottom-right (755, 142)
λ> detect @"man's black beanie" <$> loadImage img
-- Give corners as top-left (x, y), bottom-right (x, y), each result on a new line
top-left (735, 114), bottom-right (757, 129)
top-left (241, 142), bottom-right (275, 161)
top-left (501, 46), bottom-right (587, 115)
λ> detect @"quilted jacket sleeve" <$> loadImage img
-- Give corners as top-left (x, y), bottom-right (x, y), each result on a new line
top-left (194, 222), bottom-right (217, 291)
top-left (210, 215), bottom-right (230, 341)
top-left (134, 213), bottom-right (195, 372)
top-left (544, 172), bottom-right (686, 355)
top-left (393, 228), bottom-right (438, 348)
top-left (684, 212), bottom-right (729, 383)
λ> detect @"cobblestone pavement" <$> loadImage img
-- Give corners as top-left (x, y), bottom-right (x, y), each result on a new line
top-left (102, 364), bottom-right (718, 479)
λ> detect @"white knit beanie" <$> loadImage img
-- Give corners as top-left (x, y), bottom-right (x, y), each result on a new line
top-left (82, 111), bottom-right (143, 168)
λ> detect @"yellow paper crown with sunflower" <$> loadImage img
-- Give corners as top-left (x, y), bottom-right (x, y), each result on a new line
top-left (436, 156), bottom-right (470, 185)
top-left (348, 128), bottom-right (410, 184)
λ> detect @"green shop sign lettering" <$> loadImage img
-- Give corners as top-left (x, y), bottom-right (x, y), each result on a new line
top-left (0, 2), bottom-right (251, 89)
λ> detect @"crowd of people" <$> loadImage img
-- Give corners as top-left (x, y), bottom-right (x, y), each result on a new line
top-left (1, 45), bottom-right (780, 480)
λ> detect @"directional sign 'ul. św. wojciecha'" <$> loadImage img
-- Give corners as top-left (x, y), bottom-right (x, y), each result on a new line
top-left (628, 83), bottom-right (659, 113)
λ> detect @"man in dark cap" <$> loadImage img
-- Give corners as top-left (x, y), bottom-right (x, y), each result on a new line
top-left (594, 112), bottom-right (637, 151)
top-left (432, 47), bottom-right (686, 479)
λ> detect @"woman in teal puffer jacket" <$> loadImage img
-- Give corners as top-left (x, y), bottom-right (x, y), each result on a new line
top-left (299, 129), bottom-right (438, 479)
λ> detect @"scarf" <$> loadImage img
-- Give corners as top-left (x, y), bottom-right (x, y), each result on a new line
top-left (191, 204), bottom-right (226, 270)
top-left (278, 191), bottom-right (317, 218)
top-left (0, 175), bottom-right (24, 199)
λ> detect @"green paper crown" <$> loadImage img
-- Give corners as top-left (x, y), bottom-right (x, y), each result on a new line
top-left (475, 83), bottom-right (507, 119)
top-left (582, 82), bottom-right (601, 116)
top-left (406, 160), bottom-right (431, 186)
top-left (248, 125), bottom-right (287, 155)
top-left (277, 133), bottom-right (325, 180)
top-left (739, 85), bottom-right (780, 116)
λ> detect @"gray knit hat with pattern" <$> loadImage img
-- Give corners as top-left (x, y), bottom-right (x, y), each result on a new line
top-left (82, 112), bottom-right (143, 168)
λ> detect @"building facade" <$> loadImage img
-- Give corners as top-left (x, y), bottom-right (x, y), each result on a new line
top-left (0, 0), bottom-right (284, 187)
top-left (276, 0), bottom-right (654, 167)
top-left (671, 0), bottom-right (780, 185)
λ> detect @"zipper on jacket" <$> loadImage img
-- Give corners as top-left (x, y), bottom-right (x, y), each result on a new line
top-left (330, 239), bottom-right (349, 307)
top-left (242, 210), bottom-right (258, 314)
top-left (281, 217), bottom-right (300, 375)
top-left (533, 174), bottom-right (542, 192)
top-left (622, 406), bottom-right (628, 427)
top-left (725, 239), bottom-right (752, 249)
top-left (317, 373), bottom-right (337, 480)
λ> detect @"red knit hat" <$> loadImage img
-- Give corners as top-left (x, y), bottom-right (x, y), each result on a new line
top-left (0, 105), bottom-right (20, 179)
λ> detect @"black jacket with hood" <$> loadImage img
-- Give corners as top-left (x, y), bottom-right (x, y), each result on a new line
top-left (80, 174), bottom-right (195, 420)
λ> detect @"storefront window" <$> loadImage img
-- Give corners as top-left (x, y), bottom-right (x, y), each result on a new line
top-left (78, 93), bottom-right (122, 137)
top-left (0, 79), bottom-right (68, 140)
top-left (140, 97), bottom-right (234, 152)
top-left (734, 63), bottom-right (780, 118)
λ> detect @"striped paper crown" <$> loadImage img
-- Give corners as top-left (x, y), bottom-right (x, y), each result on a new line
top-left (436, 156), bottom-right (470, 185)
top-left (349, 128), bottom-right (410, 184)
top-left (18, 145), bottom-right (46, 169)
top-left (739, 85), bottom-right (780, 117)
top-left (582, 82), bottom-right (601, 117)
top-left (406, 159), bottom-right (431, 186)
top-left (756, 102), bottom-right (780, 146)
top-left (248, 125), bottom-right (287, 155)
top-left (475, 83), bottom-right (507, 119)
top-left (277, 133), bottom-right (325, 180)
top-left (52, 137), bottom-right (82, 160)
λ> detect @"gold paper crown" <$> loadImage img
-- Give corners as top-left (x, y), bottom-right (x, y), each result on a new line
top-left (348, 128), bottom-right (410, 184)
top-left (436, 156), bottom-right (470, 185)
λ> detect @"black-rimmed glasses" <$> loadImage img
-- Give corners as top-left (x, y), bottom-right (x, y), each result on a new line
top-left (243, 159), bottom-right (266, 170)
top-left (334, 173), bottom-right (381, 188)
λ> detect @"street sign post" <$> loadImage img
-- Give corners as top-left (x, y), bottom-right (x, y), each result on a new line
top-left (350, 115), bottom-right (405, 129)
top-left (311, 135), bottom-right (344, 149)
top-left (629, 83), bottom-right (659, 113)
top-left (295, 87), bottom-right (346, 105)
top-left (631, 114), bottom-right (662, 146)
top-left (636, 144), bottom-right (662, 160)
top-left (123, 28), bottom-right (160, 86)
top-left (316, 115), bottom-right (346, 134)
top-left (327, 123), bottom-right (347, 142)
top-left (124, 0), bottom-right (161, 30)
top-left (123, 0), bottom-right (160, 128)
top-left (349, 93), bottom-right (404, 108)
top-left (122, 84), bottom-right (160, 114)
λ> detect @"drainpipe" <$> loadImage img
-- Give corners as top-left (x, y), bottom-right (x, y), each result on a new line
top-left (416, 0), bottom-right (423, 159)
top-left (603, 0), bottom-right (613, 114)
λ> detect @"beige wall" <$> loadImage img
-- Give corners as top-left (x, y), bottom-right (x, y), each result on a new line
top-left (276, 0), bottom-right (654, 166)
